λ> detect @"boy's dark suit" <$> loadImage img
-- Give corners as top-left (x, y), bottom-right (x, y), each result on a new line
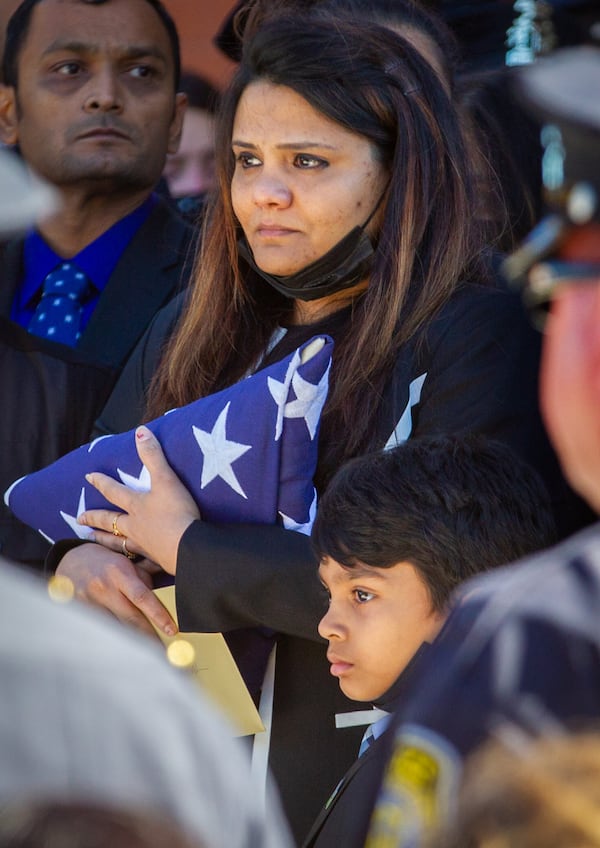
top-left (301, 731), bottom-right (389, 848)
top-left (0, 197), bottom-right (195, 566)
top-left (300, 645), bottom-right (432, 848)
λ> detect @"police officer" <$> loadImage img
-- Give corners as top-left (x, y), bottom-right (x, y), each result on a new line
top-left (362, 44), bottom-right (600, 848)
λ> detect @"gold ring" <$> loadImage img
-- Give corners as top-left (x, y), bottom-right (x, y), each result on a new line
top-left (112, 513), bottom-right (125, 537)
top-left (121, 538), bottom-right (137, 561)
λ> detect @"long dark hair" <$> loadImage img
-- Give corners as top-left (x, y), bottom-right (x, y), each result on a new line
top-left (147, 16), bottom-right (489, 486)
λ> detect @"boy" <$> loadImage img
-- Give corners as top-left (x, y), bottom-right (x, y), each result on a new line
top-left (303, 434), bottom-right (556, 848)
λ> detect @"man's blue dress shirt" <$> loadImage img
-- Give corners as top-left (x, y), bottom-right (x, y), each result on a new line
top-left (11, 195), bottom-right (155, 333)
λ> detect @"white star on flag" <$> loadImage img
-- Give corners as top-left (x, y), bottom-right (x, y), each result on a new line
top-left (87, 435), bottom-right (113, 453)
top-left (268, 349), bottom-right (301, 440)
top-left (280, 489), bottom-right (318, 535)
top-left (118, 464), bottom-right (151, 492)
top-left (192, 401), bottom-right (252, 498)
top-left (60, 487), bottom-right (95, 540)
top-left (3, 475), bottom-right (25, 507)
top-left (286, 365), bottom-right (331, 440)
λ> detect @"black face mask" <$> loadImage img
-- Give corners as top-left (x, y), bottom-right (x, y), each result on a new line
top-left (237, 201), bottom-right (382, 302)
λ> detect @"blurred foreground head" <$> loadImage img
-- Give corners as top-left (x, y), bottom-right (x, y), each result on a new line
top-left (0, 146), bottom-right (56, 235)
top-left (438, 730), bottom-right (600, 848)
top-left (0, 799), bottom-right (203, 848)
top-left (502, 47), bottom-right (600, 514)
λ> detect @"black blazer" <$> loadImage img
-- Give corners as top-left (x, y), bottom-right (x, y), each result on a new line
top-left (0, 197), bottom-right (195, 370)
top-left (0, 198), bottom-right (195, 567)
top-left (301, 731), bottom-right (389, 848)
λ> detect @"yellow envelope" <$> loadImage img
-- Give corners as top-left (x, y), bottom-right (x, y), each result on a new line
top-left (153, 586), bottom-right (264, 737)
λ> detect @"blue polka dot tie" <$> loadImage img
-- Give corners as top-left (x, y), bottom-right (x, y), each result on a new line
top-left (28, 262), bottom-right (91, 346)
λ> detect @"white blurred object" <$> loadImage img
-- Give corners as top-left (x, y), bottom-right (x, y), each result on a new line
top-left (0, 147), bottom-right (58, 235)
top-left (506, 0), bottom-right (557, 66)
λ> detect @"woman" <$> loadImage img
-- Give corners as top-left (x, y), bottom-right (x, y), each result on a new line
top-left (54, 15), bottom-right (570, 841)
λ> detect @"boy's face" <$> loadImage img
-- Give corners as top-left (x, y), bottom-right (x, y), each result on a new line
top-left (318, 557), bottom-right (446, 702)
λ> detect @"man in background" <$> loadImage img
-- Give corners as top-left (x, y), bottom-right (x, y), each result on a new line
top-left (0, 0), bottom-right (195, 565)
top-left (163, 70), bottom-right (220, 201)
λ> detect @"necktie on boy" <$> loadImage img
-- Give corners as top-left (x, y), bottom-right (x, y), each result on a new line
top-left (358, 723), bottom-right (376, 758)
top-left (358, 713), bottom-right (391, 757)
top-left (28, 261), bottom-right (91, 346)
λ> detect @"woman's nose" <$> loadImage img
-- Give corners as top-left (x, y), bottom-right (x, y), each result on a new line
top-left (252, 170), bottom-right (292, 208)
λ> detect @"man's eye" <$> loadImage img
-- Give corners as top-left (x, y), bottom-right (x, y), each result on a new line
top-left (129, 65), bottom-right (154, 79)
top-left (294, 154), bottom-right (328, 169)
top-left (354, 589), bottom-right (375, 604)
top-left (55, 62), bottom-right (81, 76)
top-left (235, 152), bottom-right (262, 169)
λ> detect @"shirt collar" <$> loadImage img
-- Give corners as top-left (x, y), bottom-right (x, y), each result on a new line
top-left (20, 194), bottom-right (156, 309)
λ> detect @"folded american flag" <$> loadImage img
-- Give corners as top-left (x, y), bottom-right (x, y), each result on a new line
top-left (5, 335), bottom-right (333, 545)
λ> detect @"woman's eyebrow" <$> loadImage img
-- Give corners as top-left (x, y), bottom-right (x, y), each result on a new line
top-left (275, 141), bottom-right (337, 150)
top-left (231, 139), bottom-right (337, 150)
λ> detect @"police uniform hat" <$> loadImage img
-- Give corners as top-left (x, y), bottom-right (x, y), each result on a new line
top-left (501, 46), bottom-right (600, 301)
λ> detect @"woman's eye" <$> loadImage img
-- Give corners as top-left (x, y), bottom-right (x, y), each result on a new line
top-left (294, 154), bottom-right (328, 169)
top-left (354, 589), bottom-right (375, 604)
top-left (235, 152), bottom-right (262, 169)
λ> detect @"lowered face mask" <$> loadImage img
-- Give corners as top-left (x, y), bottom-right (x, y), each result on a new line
top-left (238, 225), bottom-right (374, 302)
top-left (237, 194), bottom-right (385, 301)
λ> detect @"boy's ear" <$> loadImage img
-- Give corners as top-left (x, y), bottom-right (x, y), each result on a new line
top-left (0, 84), bottom-right (19, 146)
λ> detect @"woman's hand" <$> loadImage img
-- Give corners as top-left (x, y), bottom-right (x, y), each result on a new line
top-left (55, 542), bottom-right (178, 638)
top-left (78, 425), bottom-right (201, 575)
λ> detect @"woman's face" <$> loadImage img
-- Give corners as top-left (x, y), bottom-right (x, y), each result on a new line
top-left (231, 80), bottom-right (388, 278)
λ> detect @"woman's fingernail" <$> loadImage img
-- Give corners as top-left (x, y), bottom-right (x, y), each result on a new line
top-left (136, 425), bottom-right (150, 440)
top-left (165, 624), bottom-right (177, 637)
top-left (85, 473), bottom-right (93, 483)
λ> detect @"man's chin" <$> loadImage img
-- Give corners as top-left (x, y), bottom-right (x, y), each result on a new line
top-left (60, 165), bottom-right (156, 193)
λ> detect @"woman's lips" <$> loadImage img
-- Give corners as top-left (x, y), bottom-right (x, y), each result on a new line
top-left (256, 224), bottom-right (298, 238)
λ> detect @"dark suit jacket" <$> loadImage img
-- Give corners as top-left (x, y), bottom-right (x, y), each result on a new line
top-left (0, 197), bottom-right (195, 369)
top-left (0, 198), bottom-right (195, 567)
top-left (301, 731), bottom-right (389, 848)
